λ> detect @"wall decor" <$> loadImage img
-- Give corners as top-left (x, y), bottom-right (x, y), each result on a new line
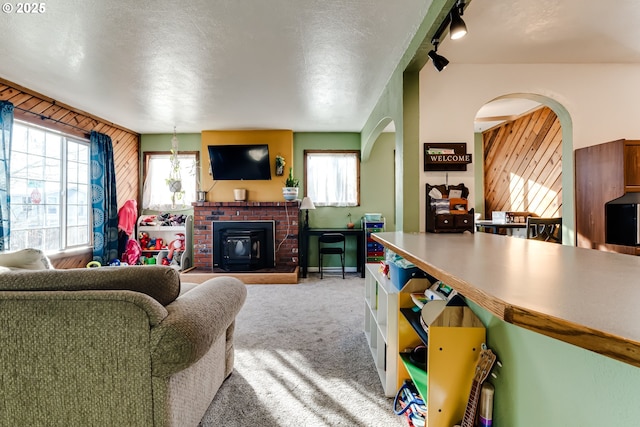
top-left (423, 142), bottom-right (472, 171)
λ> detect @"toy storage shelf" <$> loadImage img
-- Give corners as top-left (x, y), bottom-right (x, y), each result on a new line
top-left (136, 214), bottom-right (193, 271)
top-left (364, 263), bottom-right (398, 397)
top-left (365, 253), bottom-right (487, 426)
top-left (362, 216), bottom-right (385, 263)
top-left (396, 279), bottom-right (486, 427)
top-left (399, 352), bottom-right (428, 399)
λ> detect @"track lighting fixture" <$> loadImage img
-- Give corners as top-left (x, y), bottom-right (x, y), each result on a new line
top-left (427, 1), bottom-right (468, 72)
top-left (449, 1), bottom-right (467, 40)
top-left (427, 39), bottom-right (449, 72)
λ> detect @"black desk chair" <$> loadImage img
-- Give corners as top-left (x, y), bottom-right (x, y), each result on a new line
top-left (526, 217), bottom-right (562, 243)
top-left (318, 233), bottom-right (345, 279)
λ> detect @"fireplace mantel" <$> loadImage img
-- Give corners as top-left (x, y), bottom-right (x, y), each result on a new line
top-left (192, 201), bottom-right (300, 272)
top-left (193, 201), bottom-right (299, 207)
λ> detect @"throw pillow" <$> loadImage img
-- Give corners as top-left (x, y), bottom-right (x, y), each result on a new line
top-left (0, 248), bottom-right (53, 270)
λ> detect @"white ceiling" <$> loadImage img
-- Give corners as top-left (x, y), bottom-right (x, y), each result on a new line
top-left (1, 0), bottom-right (640, 135)
top-left (0, 0), bottom-right (429, 133)
top-left (441, 0), bottom-right (640, 133)
top-left (474, 99), bottom-right (542, 133)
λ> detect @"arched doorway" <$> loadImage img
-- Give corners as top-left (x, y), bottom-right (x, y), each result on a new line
top-left (363, 117), bottom-right (398, 230)
top-left (474, 94), bottom-right (574, 244)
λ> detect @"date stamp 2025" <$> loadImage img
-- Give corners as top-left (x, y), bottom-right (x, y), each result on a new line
top-left (2, 2), bottom-right (46, 14)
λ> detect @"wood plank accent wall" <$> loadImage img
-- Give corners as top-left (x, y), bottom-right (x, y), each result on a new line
top-left (482, 106), bottom-right (562, 218)
top-left (0, 78), bottom-right (140, 268)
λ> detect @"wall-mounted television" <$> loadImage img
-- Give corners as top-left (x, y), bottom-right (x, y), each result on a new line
top-left (207, 144), bottom-right (272, 180)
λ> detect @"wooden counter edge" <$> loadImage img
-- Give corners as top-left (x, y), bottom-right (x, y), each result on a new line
top-left (508, 306), bottom-right (640, 368)
top-left (372, 233), bottom-right (640, 368)
top-left (371, 233), bottom-right (509, 320)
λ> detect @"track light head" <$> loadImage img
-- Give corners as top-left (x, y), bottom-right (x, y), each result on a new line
top-left (428, 40), bottom-right (449, 72)
top-left (449, 7), bottom-right (467, 40)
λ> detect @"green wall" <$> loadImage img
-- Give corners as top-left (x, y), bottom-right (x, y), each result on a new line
top-left (139, 132), bottom-right (395, 269)
top-left (294, 132), bottom-right (395, 269)
top-left (360, 0), bottom-right (455, 233)
top-left (469, 300), bottom-right (640, 426)
top-left (367, 0), bottom-right (640, 424)
top-left (140, 133), bottom-right (202, 153)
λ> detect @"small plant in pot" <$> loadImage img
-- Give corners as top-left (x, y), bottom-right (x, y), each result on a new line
top-left (282, 167), bottom-right (299, 201)
top-left (347, 212), bottom-right (355, 229)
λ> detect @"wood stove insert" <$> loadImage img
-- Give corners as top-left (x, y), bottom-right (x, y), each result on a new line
top-left (212, 220), bottom-right (275, 271)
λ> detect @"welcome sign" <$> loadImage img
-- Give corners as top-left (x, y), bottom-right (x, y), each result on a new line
top-left (423, 142), bottom-right (472, 171)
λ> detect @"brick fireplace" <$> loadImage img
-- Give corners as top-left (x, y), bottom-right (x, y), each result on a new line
top-left (192, 201), bottom-right (300, 272)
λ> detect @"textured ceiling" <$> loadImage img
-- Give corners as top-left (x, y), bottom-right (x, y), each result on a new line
top-left (440, 0), bottom-right (640, 65)
top-left (0, 0), bottom-right (429, 133)
top-left (1, 0), bottom-right (640, 134)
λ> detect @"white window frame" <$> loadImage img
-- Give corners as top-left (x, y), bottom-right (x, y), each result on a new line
top-left (304, 150), bottom-right (360, 207)
top-left (142, 151), bottom-right (199, 210)
top-left (9, 120), bottom-right (91, 253)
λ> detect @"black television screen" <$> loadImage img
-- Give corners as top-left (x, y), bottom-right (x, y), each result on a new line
top-left (208, 144), bottom-right (272, 180)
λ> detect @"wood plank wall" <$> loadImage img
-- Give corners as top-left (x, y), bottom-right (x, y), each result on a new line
top-left (482, 106), bottom-right (562, 219)
top-left (0, 78), bottom-right (140, 268)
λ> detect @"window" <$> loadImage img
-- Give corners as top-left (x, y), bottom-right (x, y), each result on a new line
top-left (304, 150), bottom-right (360, 207)
top-left (142, 152), bottom-right (198, 210)
top-left (10, 121), bottom-right (90, 252)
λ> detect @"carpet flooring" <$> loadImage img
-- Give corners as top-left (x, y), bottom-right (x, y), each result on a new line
top-left (198, 273), bottom-right (405, 427)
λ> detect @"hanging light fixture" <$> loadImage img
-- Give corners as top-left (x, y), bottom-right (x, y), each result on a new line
top-left (428, 39), bottom-right (449, 72)
top-left (449, 1), bottom-right (467, 40)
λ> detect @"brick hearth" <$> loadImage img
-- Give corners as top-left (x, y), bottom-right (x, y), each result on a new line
top-left (192, 201), bottom-right (300, 271)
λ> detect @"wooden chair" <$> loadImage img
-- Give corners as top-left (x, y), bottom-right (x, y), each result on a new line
top-left (526, 217), bottom-right (562, 243)
top-left (318, 233), bottom-right (345, 279)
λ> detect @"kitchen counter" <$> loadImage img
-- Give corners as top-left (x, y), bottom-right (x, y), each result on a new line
top-left (372, 231), bottom-right (640, 367)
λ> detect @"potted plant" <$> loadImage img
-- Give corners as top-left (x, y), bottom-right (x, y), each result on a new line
top-left (282, 167), bottom-right (299, 200)
top-left (347, 212), bottom-right (355, 229)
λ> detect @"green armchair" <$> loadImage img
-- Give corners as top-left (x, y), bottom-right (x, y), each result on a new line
top-left (0, 264), bottom-right (246, 427)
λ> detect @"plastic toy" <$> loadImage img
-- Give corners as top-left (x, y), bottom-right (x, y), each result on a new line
top-left (167, 233), bottom-right (185, 261)
top-left (139, 232), bottom-right (150, 250)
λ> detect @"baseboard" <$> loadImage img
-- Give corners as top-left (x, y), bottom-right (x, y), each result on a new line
top-left (307, 267), bottom-right (358, 273)
top-left (181, 267), bottom-right (299, 284)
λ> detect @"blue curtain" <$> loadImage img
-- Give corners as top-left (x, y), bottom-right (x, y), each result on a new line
top-left (0, 101), bottom-right (13, 251)
top-left (90, 131), bottom-right (119, 265)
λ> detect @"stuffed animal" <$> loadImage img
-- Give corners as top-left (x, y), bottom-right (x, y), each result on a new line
top-left (139, 232), bottom-right (150, 250)
top-left (167, 233), bottom-right (185, 261)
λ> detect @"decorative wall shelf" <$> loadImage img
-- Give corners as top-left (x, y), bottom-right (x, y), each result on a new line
top-left (423, 142), bottom-right (472, 171)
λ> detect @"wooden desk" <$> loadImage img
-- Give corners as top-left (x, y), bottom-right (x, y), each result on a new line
top-left (475, 220), bottom-right (527, 234)
top-left (300, 228), bottom-right (364, 278)
top-left (371, 231), bottom-right (640, 368)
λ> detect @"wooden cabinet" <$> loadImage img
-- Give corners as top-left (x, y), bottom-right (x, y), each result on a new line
top-left (575, 139), bottom-right (640, 250)
top-left (425, 183), bottom-right (474, 233)
top-left (624, 142), bottom-right (640, 190)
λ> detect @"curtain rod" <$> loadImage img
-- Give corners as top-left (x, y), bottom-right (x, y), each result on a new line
top-left (13, 105), bottom-right (91, 137)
